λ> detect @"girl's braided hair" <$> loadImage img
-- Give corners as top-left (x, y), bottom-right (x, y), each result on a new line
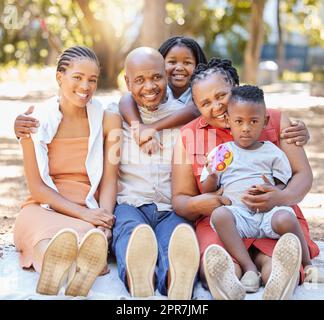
top-left (190, 57), bottom-right (239, 87)
top-left (56, 46), bottom-right (100, 73)
top-left (158, 36), bottom-right (207, 66)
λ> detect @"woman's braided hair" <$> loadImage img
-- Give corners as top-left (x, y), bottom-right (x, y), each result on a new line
top-left (56, 46), bottom-right (100, 73)
top-left (190, 57), bottom-right (239, 88)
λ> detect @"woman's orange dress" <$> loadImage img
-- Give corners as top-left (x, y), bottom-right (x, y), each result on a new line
top-left (14, 137), bottom-right (98, 269)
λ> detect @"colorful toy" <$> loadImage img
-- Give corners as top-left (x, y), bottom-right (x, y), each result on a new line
top-left (211, 144), bottom-right (233, 172)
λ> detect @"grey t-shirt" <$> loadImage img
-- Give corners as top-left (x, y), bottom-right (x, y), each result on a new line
top-left (200, 141), bottom-right (292, 208)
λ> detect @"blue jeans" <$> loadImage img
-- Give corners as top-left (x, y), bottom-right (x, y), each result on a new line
top-left (112, 203), bottom-right (192, 296)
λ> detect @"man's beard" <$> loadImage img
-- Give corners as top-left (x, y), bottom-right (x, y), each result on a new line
top-left (142, 104), bottom-right (159, 111)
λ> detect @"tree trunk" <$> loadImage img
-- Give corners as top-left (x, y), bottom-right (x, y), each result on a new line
top-left (76, 0), bottom-right (123, 88)
top-left (276, 0), bottom-right (285, 78)
top-left (138, 0), bottom-right (168, 49)
top-left (242, 0), bottom-right (266, 84)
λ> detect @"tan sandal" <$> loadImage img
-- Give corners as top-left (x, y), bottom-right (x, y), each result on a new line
top-left (168, 224), bottom-right (200, 300)
top-left (36, 228), bottom-right (78, 295)
top-left (263, 233), bottom-right (302, 300)
top-left (126, 224), bottom-right (157, 298)
top-left (65, 229), bottom-right (108, 297)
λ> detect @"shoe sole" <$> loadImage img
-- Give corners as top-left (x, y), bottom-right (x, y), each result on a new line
top-left (36, 229), bottom-right (78, 295)
top-left (263, 233), bottom-right (302, 300)
top-left (203, 244), bottom-right (246, 300)
top-left (168, 224), bottom-right (200, 300)
top-left (126, 224), bottom-right (157, 298)
top-left (65, 229), bottom-right (108, 297)
top-left (243, 284), bottom-right (260, 293)
top-left (240, 271), bottom-right (262, 293)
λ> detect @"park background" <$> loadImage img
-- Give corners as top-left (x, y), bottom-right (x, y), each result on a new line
top-left (0, 0), bottom-right (324, 299)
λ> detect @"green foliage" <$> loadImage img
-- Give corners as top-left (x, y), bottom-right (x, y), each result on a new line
top-left (0, 0), bottom-right (93, 65)
top-left (280, 0), bottom-right (324, 46)
top-left (167, 0), bottom-right (257, 64)
top-left (1, 0), bottom-right (323, 87)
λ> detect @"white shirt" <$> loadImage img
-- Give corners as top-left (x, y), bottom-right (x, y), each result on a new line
top-left (200, 141), bottom-right (292, 208)
top-left (116, 91), bottom-right (186, 211)
top-left (30, 96), bottom-right (104, 209)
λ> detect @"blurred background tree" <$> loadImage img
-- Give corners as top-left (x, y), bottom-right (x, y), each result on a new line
top-left (1, 0), bottom-right (324, 88)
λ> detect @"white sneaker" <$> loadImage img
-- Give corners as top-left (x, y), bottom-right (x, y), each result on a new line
top-left (126, 224), bottom-right (158, 298)
top-left (263, 233), bottom-right (302, 300)
top-left (203, 244), bottom-right (246, 300)
top-left (65, 229), bottom-right (108, 297)
top-left (37, 228), bottom-right (78, 295)
top-left (168, 224), bottom-right (200, 300)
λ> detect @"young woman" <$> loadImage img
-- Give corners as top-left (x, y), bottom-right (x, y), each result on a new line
top-left (13, 46), bottom-right (122, 297)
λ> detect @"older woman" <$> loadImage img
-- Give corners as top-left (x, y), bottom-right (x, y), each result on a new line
top-left (172, 58), bottom-right (319, 300)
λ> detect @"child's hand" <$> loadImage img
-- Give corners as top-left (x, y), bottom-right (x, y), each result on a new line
top-left (246, 175), bottom-right (274, 195)
top-left (206, 154), bottom-right (217, 176)
top-left (140, 137), bottom-right (163, 155)
top-left (131, 123), bottom-right (156, 146)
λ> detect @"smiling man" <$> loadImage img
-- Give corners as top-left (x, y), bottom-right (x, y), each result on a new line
top-left (111, 47), bottom-right (200, 300)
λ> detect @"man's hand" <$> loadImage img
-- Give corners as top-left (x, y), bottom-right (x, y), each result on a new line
top-left (15, 106), bottom-right (40, 138)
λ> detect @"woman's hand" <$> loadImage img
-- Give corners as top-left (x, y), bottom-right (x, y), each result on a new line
top-left (14, 106), bottom-right (40, 138)
top-left (241, 176), bottom-right (283, 213)
top-left (97, 226), bottom-right (113, 242)
top-left (193, 187), bottom-right (232, 216)
top-left (280, 119), bottom-right (310, 146)
top-left (80, 208), bottom-right (115, 228)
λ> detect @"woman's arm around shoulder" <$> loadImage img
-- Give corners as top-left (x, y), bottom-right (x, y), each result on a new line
top-left (279, 112), bottom-right (313, 204)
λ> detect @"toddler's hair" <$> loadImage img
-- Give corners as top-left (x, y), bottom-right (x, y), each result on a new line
top-left (56, 46), bottom-right (100, 73)
top-left (159, 36), bottom-right (207, 66)
top-left (190, 57), bottom-right (239, 87)
top-left (230, 85), bottom-right (265, 105)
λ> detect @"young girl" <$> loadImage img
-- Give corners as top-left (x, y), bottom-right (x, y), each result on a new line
top-left (13, 46), bottom-right (122, 297)
top-left (118, 36), bottom-right (207, 153)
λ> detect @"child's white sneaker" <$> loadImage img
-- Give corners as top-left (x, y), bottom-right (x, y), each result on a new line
top-left (240, 270), bottom-right (261, 293)
top-left (304, 265), bottom-right (324, 283)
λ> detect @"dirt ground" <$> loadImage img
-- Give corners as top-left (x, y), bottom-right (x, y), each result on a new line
top-left (0, 100), bottom-right (324, 255)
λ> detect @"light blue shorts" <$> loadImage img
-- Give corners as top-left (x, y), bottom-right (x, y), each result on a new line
top-left (215, 205), bottom-right (296, 239)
